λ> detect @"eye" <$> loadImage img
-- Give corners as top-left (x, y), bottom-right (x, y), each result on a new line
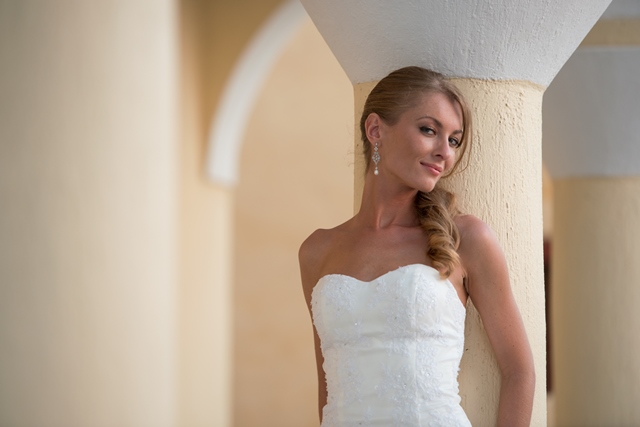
top-left (448, 137), bottom-right (462, 149)
top-left (420, 126), bottom-right (435, 135)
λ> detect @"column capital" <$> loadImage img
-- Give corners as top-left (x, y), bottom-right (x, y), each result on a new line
top-left (300, 0), bottom-right (611, 86)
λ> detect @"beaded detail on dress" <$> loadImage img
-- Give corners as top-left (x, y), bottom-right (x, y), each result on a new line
top-left (311, 263), bottom-right (471, 427)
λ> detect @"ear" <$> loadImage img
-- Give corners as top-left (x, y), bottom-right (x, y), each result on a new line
top-left (364, 113), bottom-right (383, 145)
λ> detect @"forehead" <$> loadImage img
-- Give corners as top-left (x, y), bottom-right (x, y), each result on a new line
top-left (405, 91), bottom-right (463, 128)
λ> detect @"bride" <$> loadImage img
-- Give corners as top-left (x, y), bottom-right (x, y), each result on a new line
top-left (299, 66), bottom-right (535, 426)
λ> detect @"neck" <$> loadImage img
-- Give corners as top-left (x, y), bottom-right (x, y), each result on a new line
top-left (355, 169), bottom-right (420, 229)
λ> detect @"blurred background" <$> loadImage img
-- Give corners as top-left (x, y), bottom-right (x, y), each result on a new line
top-left (1, 1), bottom-right (638, 426)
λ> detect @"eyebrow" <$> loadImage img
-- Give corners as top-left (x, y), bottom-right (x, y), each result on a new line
top-left (418, 115), bottom-right (463, 134)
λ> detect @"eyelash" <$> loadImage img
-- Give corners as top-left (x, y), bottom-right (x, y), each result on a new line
top-left (420, 126), bottom-right (462, 149)
top-left (449, 137), bottom-right (462, 149)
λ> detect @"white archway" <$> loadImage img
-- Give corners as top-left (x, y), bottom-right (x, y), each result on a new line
top-left (205, 0), bottom-right (307, 186)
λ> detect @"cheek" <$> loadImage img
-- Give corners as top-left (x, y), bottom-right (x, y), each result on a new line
top-left (447, 153), bottom-right (461, 172)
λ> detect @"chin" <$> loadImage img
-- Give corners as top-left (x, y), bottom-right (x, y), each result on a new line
top-left (420, 178), bottom-right (439, 193)
top-left (416, 183), bottom-right (437, 194)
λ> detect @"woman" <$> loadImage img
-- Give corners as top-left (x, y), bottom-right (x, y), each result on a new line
top-left (299, 66), bottom-right (534, 426)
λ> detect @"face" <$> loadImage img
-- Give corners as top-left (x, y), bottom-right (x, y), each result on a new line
top-left (372, 91), bottom-right (464, 193)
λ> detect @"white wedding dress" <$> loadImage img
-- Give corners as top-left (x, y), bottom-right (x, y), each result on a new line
top-left (311, 263), bottom-right (471, 427)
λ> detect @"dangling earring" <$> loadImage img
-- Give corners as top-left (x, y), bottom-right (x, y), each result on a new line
top-left (372, 142), bottom-right (380, 175)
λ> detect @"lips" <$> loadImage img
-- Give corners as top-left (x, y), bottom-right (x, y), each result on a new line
top-left (421, 162), bottom-right (443, 175)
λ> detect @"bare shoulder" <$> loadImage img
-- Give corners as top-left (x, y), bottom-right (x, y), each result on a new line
top-left (455, 214), bottom-right (496, 249)
top-left (298, 227), bottom-right (339, 306)
top-left (455, 218), bottom-right (534, 418)
top-left (454, 214), bottom-right (507, 286)
top-left (299, 229), bottom-right (333, 274)
top-left (299, 218), bottom-right (354, 273)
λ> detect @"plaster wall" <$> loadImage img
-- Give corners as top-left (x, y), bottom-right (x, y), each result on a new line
top-left (178, 1), bottom-right (291, 425)
top-left (0, 1), bottom-right (178, 425)
top-left (552, 177), bottom-right (640, 426)
top-left (354, 79), bottom-right (546, 426)
top-left (233, 19), bottom-right (354, 427)
top-left (192, 0), bottom-right (284, 133)
top-left (206, 0), bottom-right (306, 186)
top-left (177, 4), bottom-right (233, 425)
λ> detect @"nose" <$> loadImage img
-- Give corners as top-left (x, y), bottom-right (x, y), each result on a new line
top-left (434, 136), bottom-right (454, 161)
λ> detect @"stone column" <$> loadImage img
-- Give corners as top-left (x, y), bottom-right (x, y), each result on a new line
top-left (0, 2), bottom-right (178, 426)
top-left (543, 2), bottom-right (640, 424)
top-left (301, 0), bottom-right (612, 425)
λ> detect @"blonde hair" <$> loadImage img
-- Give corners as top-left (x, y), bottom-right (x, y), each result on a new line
top-left (360, 66), bottom-right (473, 278)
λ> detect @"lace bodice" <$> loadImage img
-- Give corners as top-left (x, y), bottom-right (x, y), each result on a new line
top-left (311, 263), bottom-right (471, 427)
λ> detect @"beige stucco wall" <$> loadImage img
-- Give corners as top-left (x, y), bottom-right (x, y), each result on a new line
top-left (0, 2), bottom-right (178, 425)
top-left (354, 79), bottom-right (546, 426)
top-left (233, 18), bottom-right (354, 427)
top-left (450, 79), bottom-right (546, 427)
top-left (552, 177), bottom-right (640, 426)
top-left (190, 0), bottom-right (284, 128)
top-left (178, 1), bottom-right (289, 425)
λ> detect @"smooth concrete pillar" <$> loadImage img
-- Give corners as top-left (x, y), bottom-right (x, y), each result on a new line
top-left (304, 0), bottom-right (611, 425)
top-left (543, 3), bottom-right (640, 424)
top-left (0, 2), bottom-right (178, 425)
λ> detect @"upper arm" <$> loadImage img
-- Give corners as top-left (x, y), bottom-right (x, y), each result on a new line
top-left (457, 216), bottom-right (534, 377)
top-left (299, 230), bottom-right (326, 309)
top-left (298, 230), bottom-right (330, 418)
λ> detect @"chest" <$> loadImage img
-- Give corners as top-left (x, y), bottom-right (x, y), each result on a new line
top-left (322, 227), bottom-right (430, 281)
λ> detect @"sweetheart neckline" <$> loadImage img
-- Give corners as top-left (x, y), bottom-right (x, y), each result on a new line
top-left (314, 263), bottom-right (467, 309)
top-left (317, 263), bottom-right (439, 284)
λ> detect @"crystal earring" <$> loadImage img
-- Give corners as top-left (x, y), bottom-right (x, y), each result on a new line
top-left (372, 142), bottom-right (380, 175)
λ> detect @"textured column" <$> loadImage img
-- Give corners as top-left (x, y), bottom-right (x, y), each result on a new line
top-left (302, 0), bottom-right (612, 425)
top-left (0, 2), bottom-right (178, 426)
top-left (543, 2), bottom-right (640, 424)
top-left (355, 78), bottom-right (546, 427)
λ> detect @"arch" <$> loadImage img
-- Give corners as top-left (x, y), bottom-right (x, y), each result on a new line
top-left (205, 0), bottom-right (307, 186)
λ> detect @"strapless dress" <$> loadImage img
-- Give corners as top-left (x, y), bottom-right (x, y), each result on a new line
top-left (311, 263), bottom-right (471, 427)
